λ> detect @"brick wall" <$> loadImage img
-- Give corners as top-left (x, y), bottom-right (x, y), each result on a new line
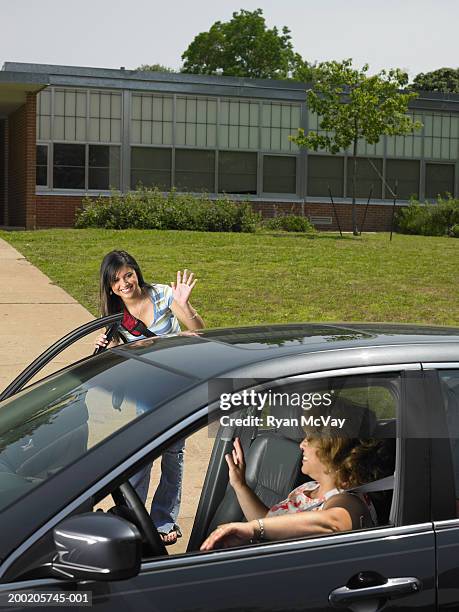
top-left (251, 201), bottom-right (399, 232)
top-left (7, 93), bottom-right (37, 229)
top-left (33, 194), bottom-right (399, 231)
top-left (35, 194), bottom-right (84, 228)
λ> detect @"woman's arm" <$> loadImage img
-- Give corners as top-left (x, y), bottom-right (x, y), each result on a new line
top-left (200, 506), bottom-right (353, 551)
top-left (226, 438), bottom-right (268, 521)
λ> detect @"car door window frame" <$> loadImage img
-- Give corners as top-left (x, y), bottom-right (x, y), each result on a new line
top-left (423, 362), bottom-right (459, 524)
top-left (160, 364), bottom-right (422, 563)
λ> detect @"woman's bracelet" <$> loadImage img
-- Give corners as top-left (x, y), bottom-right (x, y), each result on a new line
top-left (187, 311), bottom-right (199, 320)
top-left (251, 518), bottom-right (265, 543)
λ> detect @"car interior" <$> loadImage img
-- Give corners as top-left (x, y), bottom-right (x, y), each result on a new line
top-left (186, 375), bottom-right (398, 553)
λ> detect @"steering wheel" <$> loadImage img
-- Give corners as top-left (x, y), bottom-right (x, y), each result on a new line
top-left (112, 481), bottom-right (167, 557)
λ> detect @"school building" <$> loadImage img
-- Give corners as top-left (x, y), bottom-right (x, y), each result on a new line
top-left (0, 61), bottom-right (458, 230)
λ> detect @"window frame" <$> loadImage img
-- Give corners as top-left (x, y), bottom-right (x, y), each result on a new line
top-left (424, 161), bottom-right (455, 200)
top-left (422, 362), bottom-right (459, 524)
top-left (261, 153), bottom-right (299, 197)
top-left (35, 144), bottom-right (49, 189)
top-left (47, 142), bottom-right (121, 192)
top-left (217, 149), bottom-right (258, 195)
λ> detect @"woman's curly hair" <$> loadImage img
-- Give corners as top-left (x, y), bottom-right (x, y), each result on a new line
top-left (313, 437), bottom-right (395, 490)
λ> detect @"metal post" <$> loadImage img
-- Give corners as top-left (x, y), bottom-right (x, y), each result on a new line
top-left (328, 185), bottom-right (343, 238)
top-left (359, 185), bottom-right (373, 236)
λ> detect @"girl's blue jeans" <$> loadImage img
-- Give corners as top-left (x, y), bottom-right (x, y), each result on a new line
top-left (129, 401), bottom-right (184, 534)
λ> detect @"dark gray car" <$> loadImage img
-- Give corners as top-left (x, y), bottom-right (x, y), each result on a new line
top-left (0, 322), bottom-right (458, 612)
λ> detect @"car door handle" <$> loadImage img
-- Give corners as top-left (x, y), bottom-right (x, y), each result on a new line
top-left (329, 575), bottom-right (422, 607)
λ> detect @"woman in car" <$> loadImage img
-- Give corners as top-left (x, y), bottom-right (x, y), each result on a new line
top-left (95, 250), bottom-right (204, 545)
top-left (201, 432), bottom-right (392, 550)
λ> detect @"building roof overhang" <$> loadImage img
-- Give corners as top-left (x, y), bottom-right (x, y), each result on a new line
top-left (0, 71), bottom-right (49, 116)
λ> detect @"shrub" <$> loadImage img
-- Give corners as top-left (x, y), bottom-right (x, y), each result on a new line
top-left (75, 188), bottom-right (261, 233)
top-left (396, 196), bottom-right (459, 237)
top-left (450, 224), bottom-right (459, 238)
top-left (263, 214), bottom-right (316, 233)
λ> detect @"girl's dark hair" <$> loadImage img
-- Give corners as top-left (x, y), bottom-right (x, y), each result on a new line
top-left (99, 250), bottom-right (149, 318)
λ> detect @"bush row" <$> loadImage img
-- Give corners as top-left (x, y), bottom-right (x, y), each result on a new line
top-left (75, 189), bottom-right (316, 233)
top-left (396, 196), bottom-right (459, 237)
top-left (76, 189), bottom-right (261, 232)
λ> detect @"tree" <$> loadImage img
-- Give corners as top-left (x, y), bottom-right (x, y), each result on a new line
top-left (136, 64), bottom-right (176, 73)
top-left (181, 8), bottom-right (299, 79)
top-left (412, 67), bottom-right (459, 93)
top-left (291, 59), bottom-right (422, 234)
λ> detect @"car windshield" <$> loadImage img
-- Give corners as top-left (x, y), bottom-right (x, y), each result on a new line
top-left (0, 352), bottom-right (195, 512)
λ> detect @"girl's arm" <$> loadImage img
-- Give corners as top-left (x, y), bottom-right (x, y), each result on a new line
top-left (170, 269), bottom-right (204, 331)
top-left (171, 300), bottom-right (204, 331)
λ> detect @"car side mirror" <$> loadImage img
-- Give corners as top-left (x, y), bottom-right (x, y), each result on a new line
top-left (52, 513), bottom-right (141, 581)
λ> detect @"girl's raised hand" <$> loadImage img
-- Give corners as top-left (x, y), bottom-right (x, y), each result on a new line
top-left (171, 269), bottom-right (197, 306)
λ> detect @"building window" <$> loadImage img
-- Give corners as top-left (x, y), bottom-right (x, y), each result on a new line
top-left (346, 157), bottom-right (383, 199)
top-left (88, 145), bottom-right (120, 190)
top-left (89, 92), bottom-right (122, 143)
top-left (307, 155), bottom-right (344, 197)
top-left (131, 147), bottom-right (171, 190)
top-left (175, 149), bottom-right (215, 192)
top-left (386, 113), bottom-right (423, 159)
top-left (131, 94), bottom-right (173, 146)
top-left (219, 100), bottom-right (259, 150)
top-left (53, 144), bottom-right (85, 189)
top-left (176, 97), bottom-right (217, 148)
top-left (36, 145), bottom-right (48, 187)
top-left (53, 90), bottom-right (87, 142)
top-left (425, 163), bottom-right (455, 200)
top-left (386, 159), bottom-right (420, 200)
top-left (261, 103), bottom-right (300, 153)
top-left (423, 113), bottom-right (459, 161)
top-left (218, 151), bottom-right (257, 194)
top-left (36, 91), bottom-right (52, 141)
top-left (263, 155), bottom-right (296, 194)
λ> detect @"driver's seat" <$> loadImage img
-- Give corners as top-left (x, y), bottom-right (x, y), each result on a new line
top-left (207, 430), bottom-right (303, 534)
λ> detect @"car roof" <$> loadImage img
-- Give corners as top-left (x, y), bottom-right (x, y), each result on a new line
top-left (114, 322), bottom-right (459, 380)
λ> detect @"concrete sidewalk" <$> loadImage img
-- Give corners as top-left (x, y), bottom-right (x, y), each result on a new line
top-left (0, 238), bottom-right (95, 390)
top-left (0, 237), bottom-right (212, 554)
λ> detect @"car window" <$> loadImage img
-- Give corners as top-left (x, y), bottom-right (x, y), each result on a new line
top-left (0, 352), bottom-right (195, 513)
top-left (94, 371), bottom-right (400, 559)
top-left (438, 369), bottom-right (459, 516)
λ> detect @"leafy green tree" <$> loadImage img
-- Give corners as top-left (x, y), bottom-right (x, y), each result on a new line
top-left (136, 64), bottom-right (176, 73)
top-left (181, 8), bottom-right (300, 79)
top-left (412, 67), bottom-right (459, 93)
top-left (291, 59), bottom-right (422, 234)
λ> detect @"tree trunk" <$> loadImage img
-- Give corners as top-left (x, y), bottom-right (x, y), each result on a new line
top-left (351, 136), bottom-right (358, 236)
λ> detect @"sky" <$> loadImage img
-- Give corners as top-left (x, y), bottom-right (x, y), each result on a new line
top-left (1, 0), bottom-right (458, 79)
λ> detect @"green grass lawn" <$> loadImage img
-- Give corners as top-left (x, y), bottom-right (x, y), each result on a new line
top-left (1, 229), bottom-right (458, 327)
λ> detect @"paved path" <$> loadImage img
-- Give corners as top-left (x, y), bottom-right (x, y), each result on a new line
top-left (0, 239), bottom-right (95, 390)
top-left (0, 238), bottom-right (211, 554)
